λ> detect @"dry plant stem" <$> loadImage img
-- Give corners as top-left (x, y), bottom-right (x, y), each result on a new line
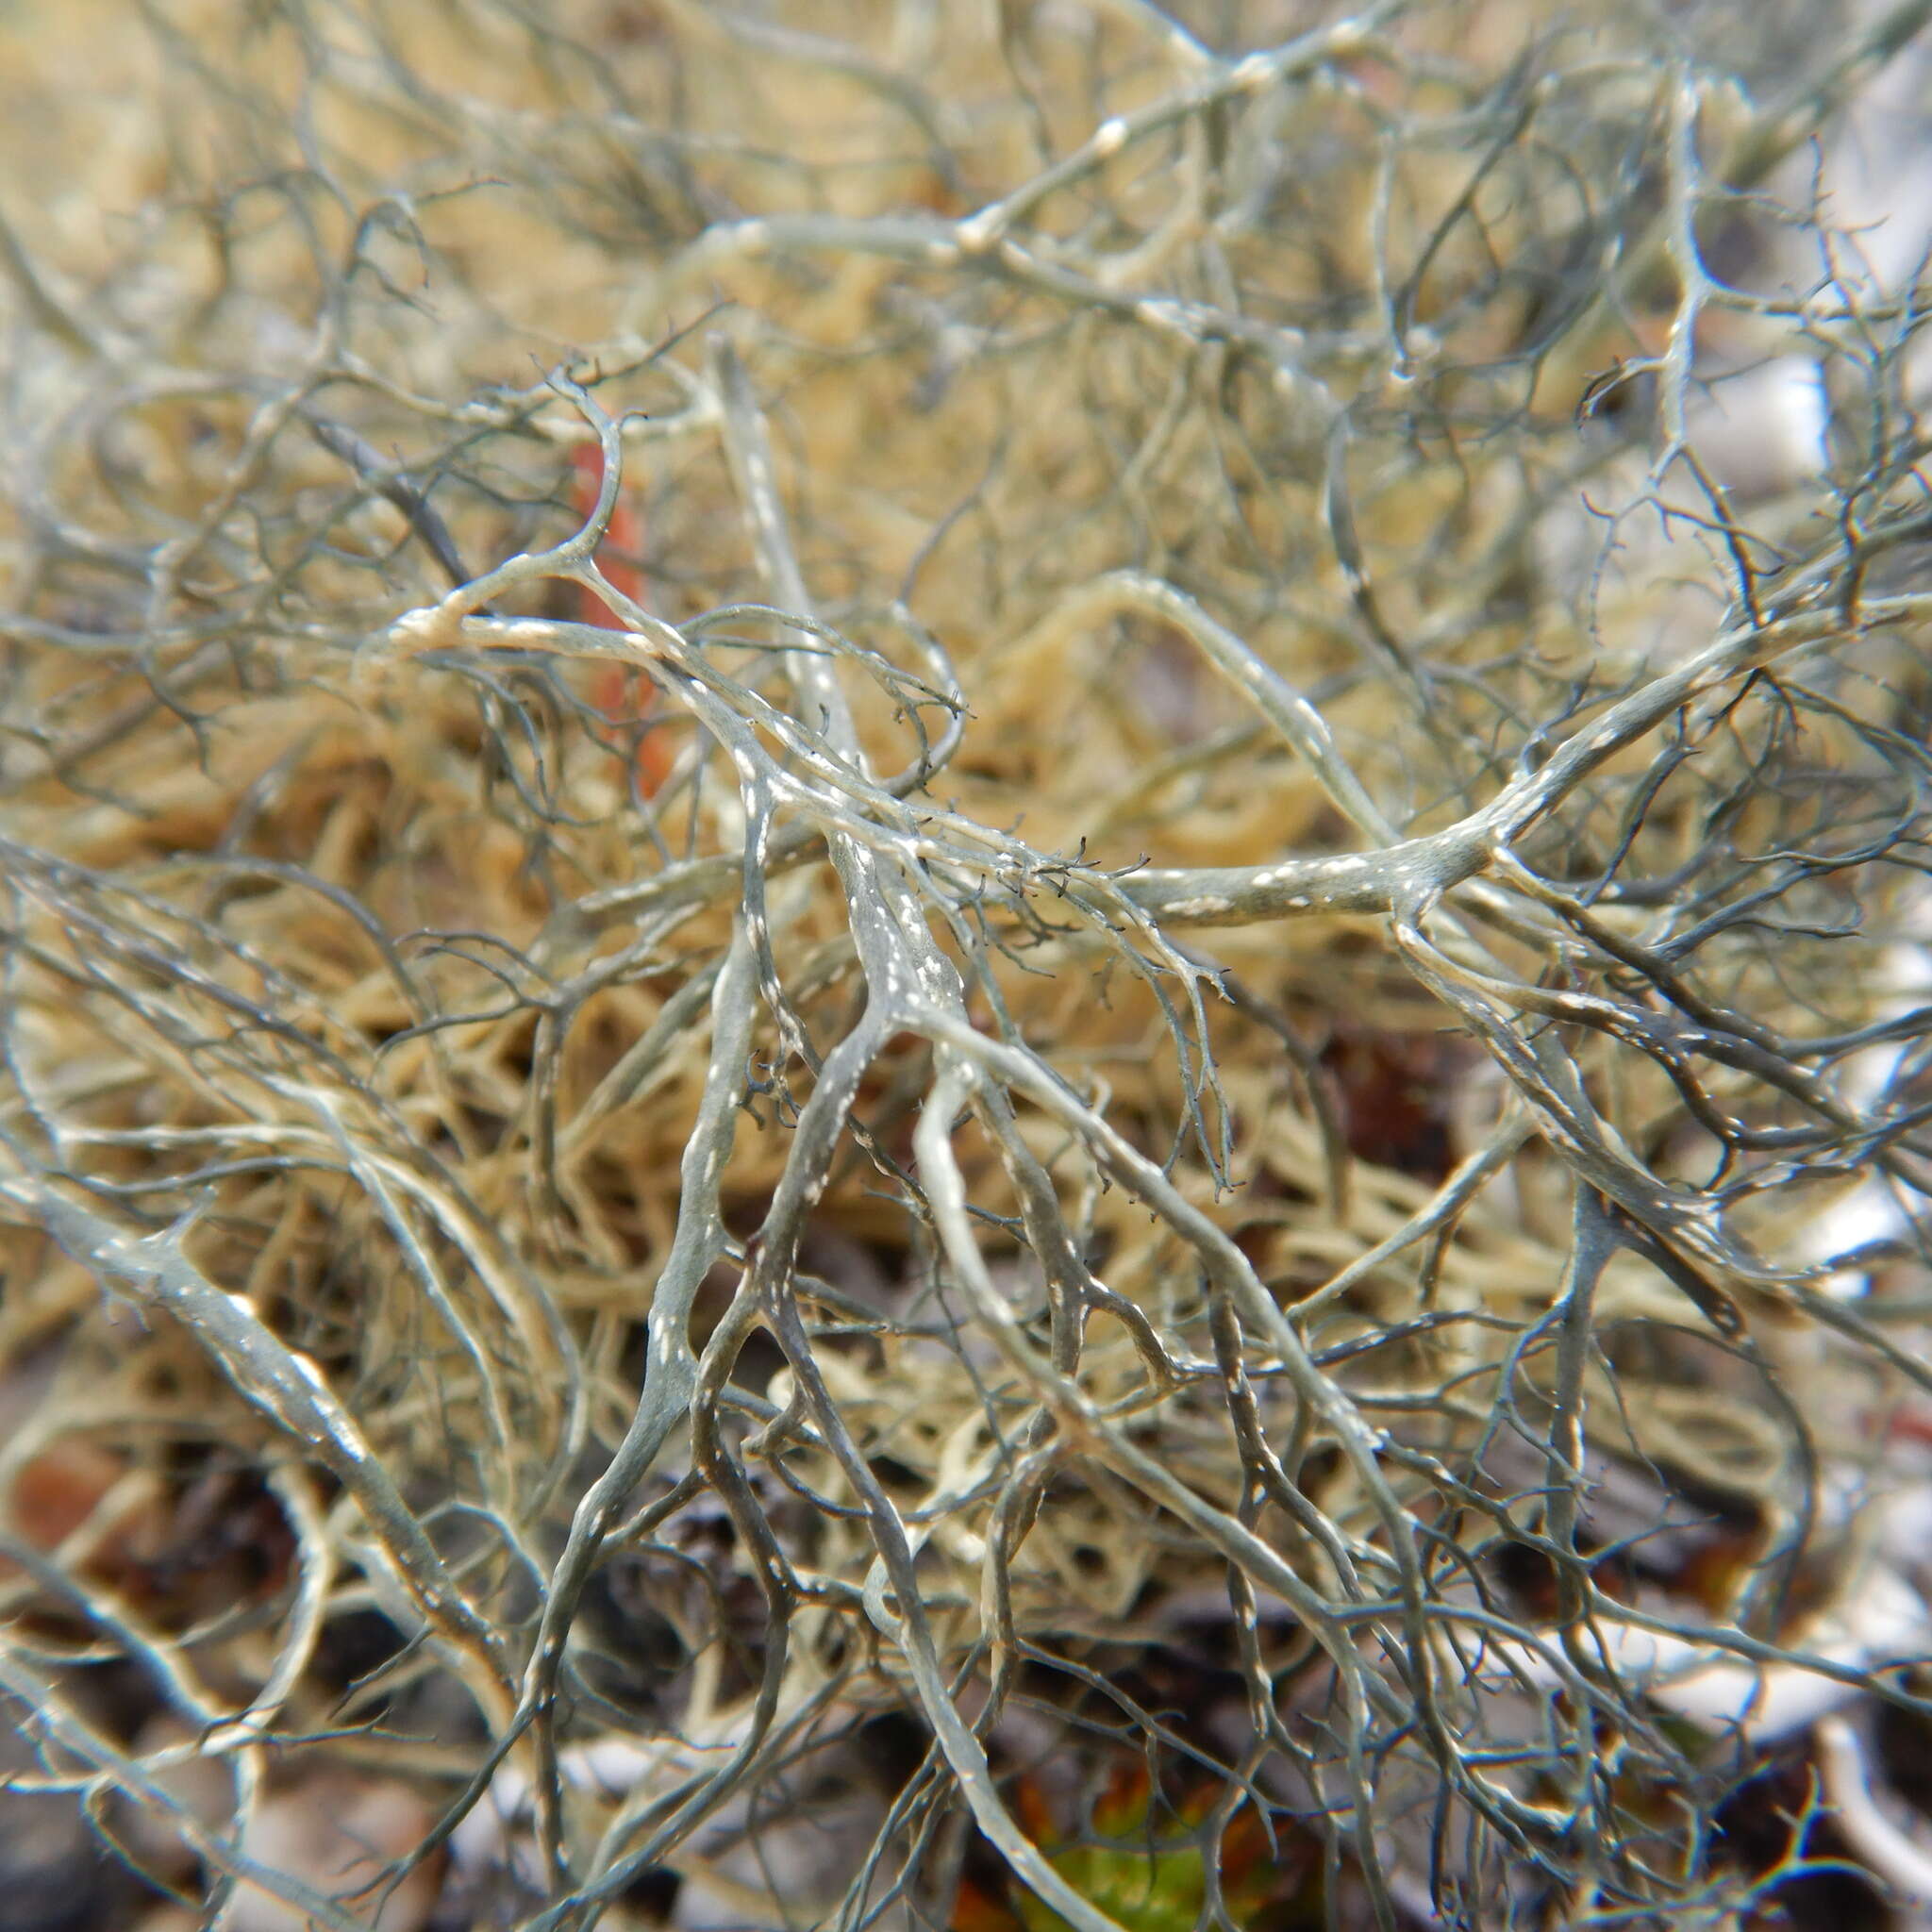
top-left (0, 1461), bottom-right (330, 1927)
top-left (705, 337), bottom-right (1146, 1932)
top-left (1116, 602), bottom-right (1916, 927)
top-left (8, 3), bottom-right (1932, 1925)
top-left (945, 10), bottom-right (1394, 258)
top-left (908, 1016), bottom-right (1562, 1845)
top-left (548, 1286), bottom-right (809, 1926)
top-left (914, 1063), bottom-right (1407, 1932)
top-left (0, 203), bottom-right (111, 360)
top-left (0, 1170), bottom-right (517, 1717)
top-left (0, 1643), bottom-right (374, 1932)
top-left (341, 379), bottom-right (1920, 1919)
top-left (1291, 1115), bottom-right (1531, 1322)
top-left (511, 925), bottom-right (764, 1887)
top-left (0, 1530), bottom-right (271, 1925)
top-left (1040, 573), bottom-right (1400, 845)
top-left (426, 589), bottom-right (1918, 964)
top-left (1815, 1715), bottom-right (1932, 1912)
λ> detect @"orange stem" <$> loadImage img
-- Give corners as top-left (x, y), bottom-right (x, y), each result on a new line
top-left (571, 442), bottom-right (675, 795)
